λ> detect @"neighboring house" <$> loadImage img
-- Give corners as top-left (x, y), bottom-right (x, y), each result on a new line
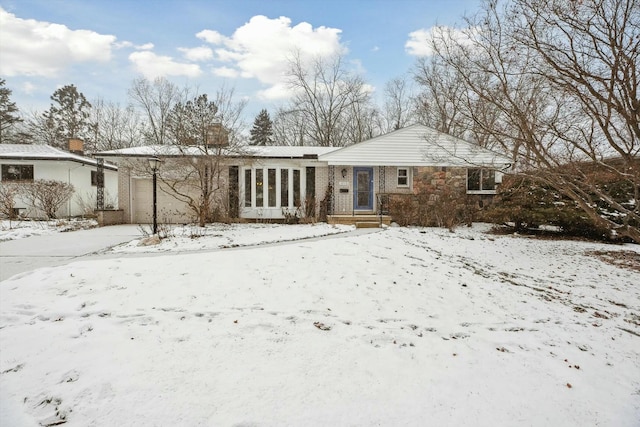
top-left (0, 144), bottom-right (118, 218)
top-left (97, 124), bottom-right (511, 225)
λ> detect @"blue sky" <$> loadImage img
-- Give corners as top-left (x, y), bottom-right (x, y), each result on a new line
top-left (0, 0), bottom-right (481, 120)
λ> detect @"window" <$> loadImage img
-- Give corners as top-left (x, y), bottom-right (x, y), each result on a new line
top-left (2, 164), bottom-right (33, 181)
top-left (306, 167), bottom-right (316, 216)
top-left (397, 168), bottom-right (409, 187)
top-left (280, 169), bottom-right (289, 207)
top-left (242, 167), bottom-right (304, 210)
top-left (268, 168), bottom-right (276, 207)
top-left (293, 169), bottom-right (301, 207)
top-left (255, 168), bottom-right (264, 207)
top-left (467, 168), bottom-right (496, 193)
top-left (244, 169), bottom-right (252, 207)
top-left (91, 170), bottom-right (104, 186)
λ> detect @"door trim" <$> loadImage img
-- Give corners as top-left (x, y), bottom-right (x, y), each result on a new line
top-left (353, 167), bottom-right (374, 210)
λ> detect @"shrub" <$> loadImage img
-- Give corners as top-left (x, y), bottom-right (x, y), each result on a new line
top-left (387, 188), bottom-right (474, 230)
top-left (0, 183), bottom-right (21, 219)
top-left (21, 180), bottom-right (75, 219)
top-left (485, 175), bottom-right (614, 240)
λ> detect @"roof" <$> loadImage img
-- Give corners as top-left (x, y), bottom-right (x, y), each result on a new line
top-left (96, 145), bottom-right (340, 159)
top-left (320, 124), bottom-right (512, 167)
top-left (0, 144), bottom-right (118, 170)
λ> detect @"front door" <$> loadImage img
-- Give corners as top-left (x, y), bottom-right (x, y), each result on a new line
top-left (353, 167), bottom-right (373, 210)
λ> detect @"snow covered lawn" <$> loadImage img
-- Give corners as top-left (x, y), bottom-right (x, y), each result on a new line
top-left (0, 219), bottom-right (98, 242)
top-left (1, 224), bottom-right (639, 426)
top-left (111, 222), bottom-right (355, 253)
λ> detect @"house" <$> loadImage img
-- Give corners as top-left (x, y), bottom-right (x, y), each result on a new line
top-left (96, 124), bottom-right (511, 226)
top-left (0, 143), bottom-right (118, 219)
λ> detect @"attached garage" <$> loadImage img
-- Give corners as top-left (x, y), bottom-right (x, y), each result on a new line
top-left (131, 178), bottom-right (194, 224)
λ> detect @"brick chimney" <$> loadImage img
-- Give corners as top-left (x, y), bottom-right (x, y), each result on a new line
top-left (206, 123), bottom-right (229, 147)
top-left (68, 138), bottom-right (84, 155)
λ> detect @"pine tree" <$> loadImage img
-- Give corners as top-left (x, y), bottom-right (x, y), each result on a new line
top-left (249, 109), bottom-right (273, 146)
top-left (0, 79), bottom-right (22, 143)
top-left (41, 84), bottom-right (92, 150)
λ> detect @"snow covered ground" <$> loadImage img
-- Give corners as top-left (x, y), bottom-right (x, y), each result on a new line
top-left (1, 224), bottom-right (639, 426)
top-left (111, 223), bottom-right (355, 253)
top-left (0, 219), bottom-right (97, 242)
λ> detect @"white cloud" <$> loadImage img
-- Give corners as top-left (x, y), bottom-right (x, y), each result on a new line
top-left (196, 29), bottom-right (225, 45)
top-left (212, 66), bottom-right (239, 78)
top-left (21, 81), bottom-right (36, 95)
top-left (199, 15), bottom-right (346, 100)
top-left (179, 46), bottom-right (214, 61)
top-left (405, 26), bottom-right (478, 57)
top-left (129, 51), bottom-right (202, 79)
top-left (0, 7), bottom-right (116, 77)
top-left (136, 43), bottom-right (155, 51)
top-left (115, 41), bottom-right (153, 50)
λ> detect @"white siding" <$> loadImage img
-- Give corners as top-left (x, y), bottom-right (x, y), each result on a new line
top-left (0, 159), bottom-right (118, 218)
top-left (320, 124), bottom-right (511, 167)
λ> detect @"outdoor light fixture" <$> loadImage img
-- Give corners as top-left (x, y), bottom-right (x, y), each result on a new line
top-left (341, 168), bottom-right (347, 178)
top-left (148, 157), bottom-right (160, 172)
top-left (147, 157), bottom-right (160, 235)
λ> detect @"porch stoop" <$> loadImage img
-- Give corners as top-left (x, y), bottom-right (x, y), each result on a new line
top-left (327, 214), bottom-right (392, 228)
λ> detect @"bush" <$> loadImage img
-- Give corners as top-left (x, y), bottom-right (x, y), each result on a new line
top-left (21, 180), bottom-right (75, 219)
top-left (387, 188), bottom-right (474, 230)
top-left (0, 183), bottom-right (21, 219)
top-left (485, 175), bottom-right (614, 240)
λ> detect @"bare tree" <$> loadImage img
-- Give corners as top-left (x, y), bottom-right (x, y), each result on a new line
top-left (414, 0), bottom-right (639, 242)
top-left (273, 108), bottom-right (309, 146)
top-left (142, 85), bottom-right (247, 227)
top-left (512, 0), bottom-right (640, 241)
top-left (284, 52), bottom-right (373, 146)
top-left (90, 98), bottom-right (145, 151)
top-left (413, 55), bottom-right (470, 138)
top-left (381, 77), bottom-right (417, 132)
top-left (129, 77), bottom-right (186, 145)
top-left (21, 180), bottom-right (75, 219)
top-left (23, 109), bottom-right (58, 146)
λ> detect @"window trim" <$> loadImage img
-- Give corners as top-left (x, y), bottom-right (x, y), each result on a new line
top-left (91, 170), bottom-right (104, 186)
top-left (1, 164), bottom-right (34, 182)
top-left (397, 167), bottom-right (410, 188)
top-left (241, 166), bottom-right (305, 210)
top-left (467, 168), bottom-right (497, 194)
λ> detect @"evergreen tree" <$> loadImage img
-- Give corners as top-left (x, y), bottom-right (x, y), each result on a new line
top-left (249, 109), bottom-right (273, 146)
top-left (0, 79), bottom-right (22, 143)
top-left (41, 84), bottom-right (92, 150)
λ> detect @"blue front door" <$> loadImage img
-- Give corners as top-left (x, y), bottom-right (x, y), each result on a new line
top-left (353, 167), bottom-right (374, 210)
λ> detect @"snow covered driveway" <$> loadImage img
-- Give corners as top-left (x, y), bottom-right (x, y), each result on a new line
top-left (0, 224), bottom-right (141, 281)
top-left (1, 224), bottom-right (639, 426)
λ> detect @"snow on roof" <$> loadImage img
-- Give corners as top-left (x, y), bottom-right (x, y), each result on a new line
top-left (96, 145), bottom-right (340, 159)
top-left (0, 144), bottom-right (117, 170)
top-left (95, 126), bottom-right (512, 168)
top-left (320, 124), bottom-right (512, 167)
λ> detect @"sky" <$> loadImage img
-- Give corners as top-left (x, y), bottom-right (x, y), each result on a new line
top-left (0, 0), bottom-right (482, 120)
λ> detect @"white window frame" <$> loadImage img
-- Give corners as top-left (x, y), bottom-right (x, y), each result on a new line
top-left (466, 168), bottom-right (497, 195)
top-left (397, 167), bottom-right (410, 188)
top-left (241, 166), bottom-right (304, 210)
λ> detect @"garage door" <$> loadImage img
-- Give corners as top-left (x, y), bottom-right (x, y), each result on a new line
top-left (132, 179), bottom-right (194, 224)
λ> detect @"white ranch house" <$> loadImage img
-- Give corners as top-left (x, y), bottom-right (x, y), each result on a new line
top-left (0, 144), bottom-right (118, 218)
top-left (97, 125), bottom-right (511, 225)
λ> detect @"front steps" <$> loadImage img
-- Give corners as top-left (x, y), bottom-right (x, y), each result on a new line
top-left (327, 214), bottom-right (392, 228)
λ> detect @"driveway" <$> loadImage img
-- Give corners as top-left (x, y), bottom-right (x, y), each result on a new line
top-left (0, 225), bottom-right (141, 281)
